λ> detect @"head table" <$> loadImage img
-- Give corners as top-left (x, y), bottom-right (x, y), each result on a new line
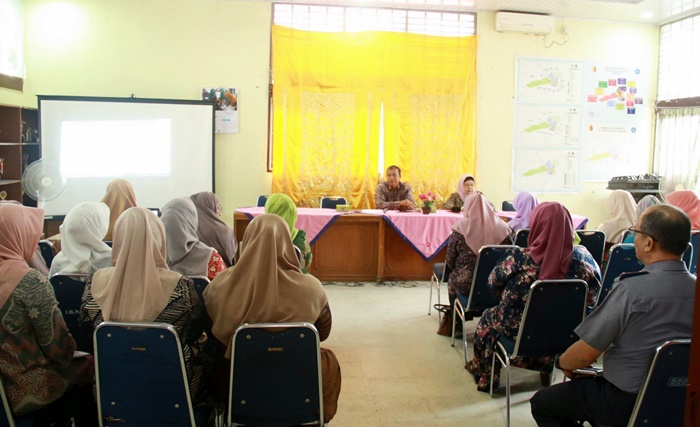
top-left (234, 207), bottom-right (588, 282)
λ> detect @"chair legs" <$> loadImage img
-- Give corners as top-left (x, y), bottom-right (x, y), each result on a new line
top-left (429, 272), bottom-right (442, 322)
top-left (492, 342), bottom-right (512, 427)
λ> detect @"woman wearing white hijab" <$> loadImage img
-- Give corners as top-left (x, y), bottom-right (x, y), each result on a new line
top-left (597, 190), bottom-right (637, 244)
top-left (161, 197), bottom-right (226, 280)
top-left (49, 202), bottom-right (112, 277)
top-left (79, 207), bottom-right (206, 404)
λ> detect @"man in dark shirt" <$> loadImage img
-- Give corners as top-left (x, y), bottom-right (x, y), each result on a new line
top-left (375, 165), bottom-right (416, 210)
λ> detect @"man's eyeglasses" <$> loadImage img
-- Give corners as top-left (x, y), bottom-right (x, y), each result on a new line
top-left (627, 226), bottom-right (657, 241)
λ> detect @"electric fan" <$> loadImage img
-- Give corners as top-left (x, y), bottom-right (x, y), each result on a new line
top-left (21, 159), bottom-right (66, 208)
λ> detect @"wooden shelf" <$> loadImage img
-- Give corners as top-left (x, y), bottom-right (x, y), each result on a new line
top-left (0, 179), bottom-right (22, 185)
top-left (0, 105), bottom-right (39, 204)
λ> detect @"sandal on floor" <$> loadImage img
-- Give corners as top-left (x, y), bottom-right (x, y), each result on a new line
top-left (465, 361), bottom-right (475, 374)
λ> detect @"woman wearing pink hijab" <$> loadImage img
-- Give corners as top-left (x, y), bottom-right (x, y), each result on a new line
top-left (439, 194), bottom-right (513, 336)
top-left (0, 204), bottom-right (95, 423)
top-left (443, 174), bottom-right (477, 211)
top-left (466, 202), bottom-right (601, 393)
top-left (666, 190), bottom-right (700, 230)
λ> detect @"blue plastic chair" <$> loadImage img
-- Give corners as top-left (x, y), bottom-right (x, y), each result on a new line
top-left (514, 229), bottom-right (529, 248)
top-left (689, 231), bottom-right (699, 275)
top-left (50, 274), bottom-right (91, 353)
top-left (229, 323), bottom-right (324, 427)
top-left (492, 279), bottom-right (588, 427)
top-left (94, 322), bottom-right (207, 427)
top-left (320, 196), bottom-right (347, 209)
top-left (256, 195), bottom-right (268, 207)
top-left (596, 244), bottom-right (643, 308)
top-left (452, 245), bottom-right (518, 364)
top-left (627, 339), bottom-right (691, 427)
top-left (576, 230), bottom-right (606, 268)
top-left (37, 240), bottom-right (55, 269)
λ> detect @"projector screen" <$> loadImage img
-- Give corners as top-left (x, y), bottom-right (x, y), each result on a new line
top-left (38, 96), bottom-right (215, 217)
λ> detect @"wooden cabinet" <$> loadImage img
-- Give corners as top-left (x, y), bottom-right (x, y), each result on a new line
top-left (0, 104), bottom-right (40, 205)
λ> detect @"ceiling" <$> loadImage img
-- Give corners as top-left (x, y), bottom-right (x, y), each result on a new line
top-left (256, 0), bottom-right (700, 25)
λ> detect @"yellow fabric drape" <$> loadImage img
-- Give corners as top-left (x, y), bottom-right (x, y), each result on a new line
top-left (271, 25), bottom-right (477, 208)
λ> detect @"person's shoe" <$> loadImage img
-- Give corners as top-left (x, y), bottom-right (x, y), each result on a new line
top-left (540, 371), bottom-right (553, 387)
top-left (465, 360), bottom-right (475, 374)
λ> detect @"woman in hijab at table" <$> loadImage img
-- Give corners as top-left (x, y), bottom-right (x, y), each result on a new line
top-left (79, 207), bottom-right (206, 405)
top-left (0, 204), bottom-right (95, 423)
top-left (190, 191), bottom-right (237, 267)
top-left (161, 197), bottom-right (226, 280)
top-left (440, 194), bottom-right (513, 337)
top-left (466, 202), bottom-right (601, 393)
top-left (203, 214), bottom-right (341, 422)
top-left (0, 200), bottom-right (49, 276)
top-left (666, 190), bottom-right (700, 230)
top-left (443, 174), bottom-right (477, 211)
top-left (507, 191), bottom-right (539, 232)
top-left (100, 178), bottom-right (137, 241)
top-left (265, 193), bottom-right (313, 273)
top-left (49, 202), bottom-right (112, 277)
top-left (597, 190), bottom-right (637, 249)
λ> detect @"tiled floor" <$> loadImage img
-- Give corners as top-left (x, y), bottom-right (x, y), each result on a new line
top-left (322, 282), bottom-right (546, 427)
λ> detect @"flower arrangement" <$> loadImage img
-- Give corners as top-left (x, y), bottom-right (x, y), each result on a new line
top-left (418, 191), bottom-right (438, 208)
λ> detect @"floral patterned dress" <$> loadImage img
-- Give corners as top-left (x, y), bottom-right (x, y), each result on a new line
top-left (0, 270), bottom-right (94, 415)
top-left (445, 232), bottom-right (514, 297)
top-left (293, 230), bottom-right (313, 274)
top-left (470, 246), bottom-right (601, 392)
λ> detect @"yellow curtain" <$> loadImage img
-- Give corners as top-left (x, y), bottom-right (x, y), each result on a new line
top-left (382, 33), bottom-right (477, 207)
top-left (272, 25), bottom-right (477, 208)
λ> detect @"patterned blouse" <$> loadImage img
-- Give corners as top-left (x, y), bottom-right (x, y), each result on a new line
top-left (445, 231), bottom-right (514, 296)
top-left (80, 275), bottom-right (207, 404)
top-left (375, 182), bottom-right (415, 210)
top-left (294, 230), bottom-right (313, 274)
top-left (442, 193), bottom-right (464, 211)
top-left (207, 250), bottom-right (227, 280)
top-left (0, 270), bottom-right (93, 415)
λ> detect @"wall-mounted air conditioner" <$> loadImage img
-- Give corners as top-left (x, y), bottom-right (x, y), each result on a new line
top-left (495, 11), bottom-right (554, 35)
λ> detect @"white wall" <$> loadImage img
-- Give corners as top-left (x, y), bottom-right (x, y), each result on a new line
top-left (0, 3), bottom-right (659, 229)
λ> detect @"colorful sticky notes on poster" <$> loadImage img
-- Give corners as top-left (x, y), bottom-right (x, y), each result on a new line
top-left (616, 103), bottom-right (625, 110)
top-left (595, 87), bottom-right (605, 95)
top-left (599, 81), bottom-right (608, 88)
top-left (608, 79), bottom-right (617, 86)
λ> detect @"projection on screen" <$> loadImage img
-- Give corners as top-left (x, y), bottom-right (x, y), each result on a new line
top-left (38, 96), bottom-right (215, 216)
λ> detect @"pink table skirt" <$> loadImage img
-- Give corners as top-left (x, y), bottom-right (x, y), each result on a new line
top-left (236, 207), bottom-right (589, 261)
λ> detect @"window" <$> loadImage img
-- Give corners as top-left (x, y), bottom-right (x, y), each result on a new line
top-left (0, 0), bottom-right (24, 91)
top-left (654, 13), bottom-right (700, 192)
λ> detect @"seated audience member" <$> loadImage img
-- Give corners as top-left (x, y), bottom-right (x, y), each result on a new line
top-left (49, 202), bottom-right (112, 277)
top-left (203, 214), bottom-right (341, 422)
top-left (530, 204), bottom-right (695, 427)
top-left (666, 189), bottom-right (700, 230)
top-left (443, 174), bottom-right (476, 211)
top-left (621, 195), bottom-right (662, 244)
top-left (265, 193), bottom-right (313, 273)
top-left (100, 178), bottom-right (137, 241)
top-left (507, 191), bottom-right (539, 232)
top-left (0, 204), bottom-right (95, 424)
top-left (0, 200), bottom-right (49, 276)
top-left (161, 197), bottom-right (226, 280)
top-left (375, 165), bottom-right (416, 210)
top-left (439, 194), bottom-right (513, 337)
top-left (80, 207), bottom-right (206, 405)
top-left (466, 202), bottom-right (601, 393)
top-left (190, 191), bottom-right (237, 267)
top-left (597, 190), bottom-right (637, 253)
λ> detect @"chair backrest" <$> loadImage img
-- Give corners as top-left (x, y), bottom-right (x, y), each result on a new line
top-left (596, 244), bottom-right (643, 307)
top-left (256, 195), bottom-right (268, 207)
top-left (501, 201), bottom-right (515, 211)
top-left (620, 229), bottom-right (633, 244)
top-left (682, 242), bottom-right (693, 274)
top-left (512, 279), bottom-right (588, 358)
top-left (689, 231), bottom-right (699, 275)
top-left (50, 273), bottom-right (91, 353)
top-left (466, 245), bottom-right (518, 313)
top-left (94, 322), bottom-right (196, 427)
top-left (514, 229), bottom-right (529, 248)
top-left (576, 230), bottom-right (606, 267)
top-left (229, 322), bottom-right (323, 427)
top-left (37, 239), bottom-right (55, 268)
top-left (627, 339), bottom-right (691, 427)
top-left (186, 275), bottom-right (210, 305)
top-left (0, 377), bottom-right (16, 427)
top-left (320, 196), bottom-right (347, 209)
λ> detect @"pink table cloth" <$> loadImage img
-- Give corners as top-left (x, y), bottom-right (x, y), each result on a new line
top-left (496, 210), bottom-right (589, 230)
top-left (236, 207), bottom-right (343, 244)
top-left (381, 210), bottom-right (463, 260)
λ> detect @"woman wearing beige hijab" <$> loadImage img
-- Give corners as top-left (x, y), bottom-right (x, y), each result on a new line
top-left (204, 214), bottom-right (341, 422)
top-left (100, 178), bottom-right (137, 241)
top-left (79, 207), bottom-right (206, 404)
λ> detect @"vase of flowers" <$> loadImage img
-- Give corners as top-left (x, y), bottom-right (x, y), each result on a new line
top-left (419, 191), bottom-right (437, 215)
